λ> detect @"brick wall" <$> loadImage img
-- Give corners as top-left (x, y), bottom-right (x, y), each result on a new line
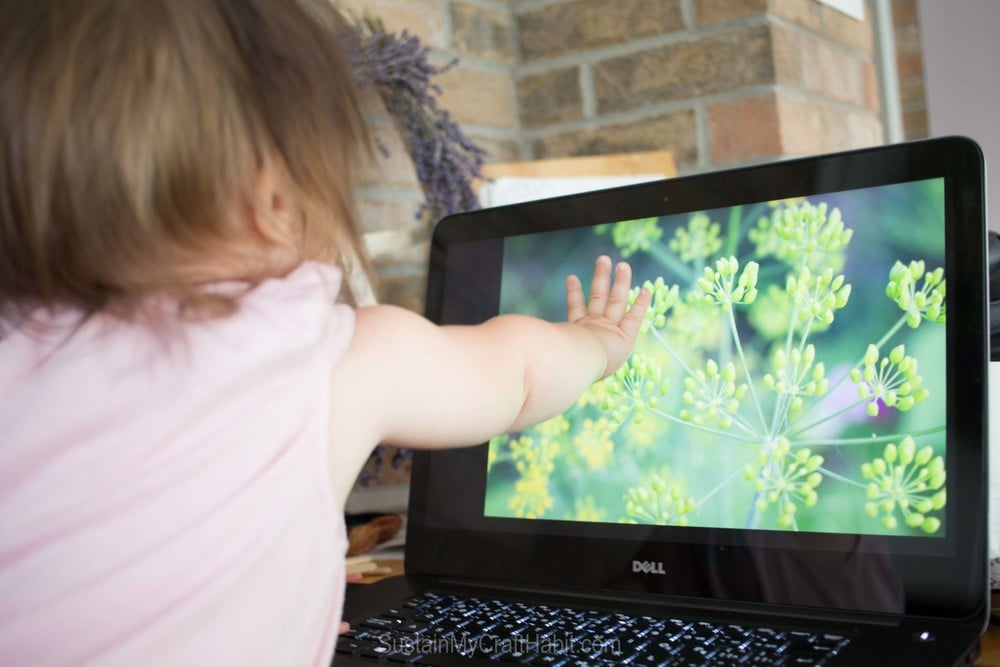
top-left (338, 0), bottom-right (902, 310)
top-left (515, 0), bottom-right (882, 172)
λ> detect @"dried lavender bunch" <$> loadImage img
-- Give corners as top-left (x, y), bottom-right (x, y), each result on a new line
top-left (350, 15), bottom-right (488, 221)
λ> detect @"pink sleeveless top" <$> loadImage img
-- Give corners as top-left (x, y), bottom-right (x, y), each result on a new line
top-left (0, 262), bottom-right (355, 666)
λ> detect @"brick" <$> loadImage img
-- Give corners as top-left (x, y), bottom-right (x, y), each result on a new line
top-left (518, 67), bottom-right (584, 128)
top-left (593, 25), bottom-right (777, 114)
top-left (694, 0), bottom-right (768, 26)
top-left (707, 93), bottom-right (783, 165)
top-left (771, 0), bottom-right (873, 54)
top-left (517, 0), bottom-right (684, 62)
top-left (471, 135), bottom-right (521, 164)
top-left (769, 0), bottom-right (824, 33)
top-left (817, 4), bottom-right (874, 54)
top-left (902, 109), bottom-right (928, 140)
top-left (899, 79), bottom-right (926, 108)
top-left (891, 0), bottom-right (918, 26)
top-left (893, 24), bottom-right (922, 55)
top-left (800, 35), bottom-right (864, 106)
top-left (353, 122), bottom-right (421, 190)
top-left (355, 197), bottom-right (423, 233)
top-left (861, 59), bottom-right (880, 113)
top-left (777, 94), bottom-right (882, 155)
top-left (771, 22), bottom-right (803, 86)
top-left (450, 2), bottom-right (516, 65)
top-left (339, 0), bottom-right (449, 50)
top-left (436, 63), bottom-right (517, 129)
top-left (530, 110), bottom-right (698, 171)
top-left (896, 52), bottom-right (924, 78)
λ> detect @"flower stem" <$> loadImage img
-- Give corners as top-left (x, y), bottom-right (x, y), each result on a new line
top-left (817, 466), bottom-right (867, 489)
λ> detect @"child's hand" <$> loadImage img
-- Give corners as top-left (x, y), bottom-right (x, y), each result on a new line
top-left (566, 256), bottom-right (650, 379)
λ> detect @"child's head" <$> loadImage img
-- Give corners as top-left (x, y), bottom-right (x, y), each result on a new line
top-left (0, 0), bottom-right (372, 327)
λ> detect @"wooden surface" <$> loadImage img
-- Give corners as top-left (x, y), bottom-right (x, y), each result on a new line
top-left (481, 149), bottom-right (677, 181)
top-left (980, 618), bottom-right (1000, 666)
top-left (355, 558), bottom-right (404, 585)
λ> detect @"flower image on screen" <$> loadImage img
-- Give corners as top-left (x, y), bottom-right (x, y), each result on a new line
top-left (483, 179), bottom-right (947, 537)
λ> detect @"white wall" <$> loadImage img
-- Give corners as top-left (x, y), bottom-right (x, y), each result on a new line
top-left (917, 0), bottom-right (999, 233)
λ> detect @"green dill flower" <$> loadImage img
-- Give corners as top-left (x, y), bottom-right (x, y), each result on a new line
top-left (665, 291), bottom-right (727, 353)
top-left (567, 495), bottom-right (607, 522)
top-left (620, 416), bottom-right (658, 455)
top-left (669, 212), bottom-right (722, 263)
top-left (606, 217), bottom-right (662, 258)
top-left (507, 435), bottom-right (560, 518)
top-left (572, 417), bottom-right (616, 469)
top-left (762, 344), bottom-right (828, 416)
top-left (751, 200), bottom-right (852, 270)
top-left (696, 256), bottom-right (759, 311)
top-left (743, 438), bottom-right (824, 529)
top-left (600, 353), bottom-right (670, 426)
top-left (509, 472), bottom-right (553, 519)
top-left (786, 266), bottom-right (852, 329)
top-left (850, 343), bottom-right (929, 416)
top-left (885, 260), bottom-right (946, 327)
top-left (576, 378), bottom-right (613, 409)
top-left (535, 414), bottom-right (570, 439)
top-left (861, 437), bottom-right (945, 533)
top-left (680, 359), bottom-right (748, 429)
top-left (628, 277), bottom-right (680, 334)
top-left (623, 470), bottom-right (696, 525)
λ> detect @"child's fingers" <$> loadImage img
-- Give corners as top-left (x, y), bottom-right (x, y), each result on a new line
top-left (619, 286), bottom-right (651, 340)
top-left (339, 622), bottom-right (351, 635)
top-left (604, 261), bottom-right (633, 322)
top-left (587, 255), bottom-right (613, 315)
top-left (566, 274), bottom-right (586, 322)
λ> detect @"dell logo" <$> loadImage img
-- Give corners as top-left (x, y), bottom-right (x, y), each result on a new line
top-left (632, 560), bottom-right (666, 574)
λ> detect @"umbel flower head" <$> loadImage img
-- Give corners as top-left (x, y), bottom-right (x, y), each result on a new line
top-left (763, 344), bottom-right (828, 415)
top-left (507, 433), bottom-right (561, 518)
top-left (786, 266), bottom-right (852, 330)
top-left (629, 277), bottom-right (680, 333)
top-left (696, 256), bottom-right (759, 311)
top-left (572, 417), bottom-right (616, 470)
top-left (751, 200), bottom-right (853, 270)
top-left (623, 470), bottom-right (696, 525)
top-left (885, 260), bottom-right (946, 327)
top-left (669, 212), bottom-right (722, 263)
top-left (680, 359), bottom-right (747, 429)
top-left (850, 343), bottom-right (929, 416)
top-left (598, 217), bottom-right (662, 258)
top-left (600, 353), bottom-right (670, 426)
top-left (743, 438), bottom-right (824, 529)
top-left (861, 437), bottom-right (945, 533)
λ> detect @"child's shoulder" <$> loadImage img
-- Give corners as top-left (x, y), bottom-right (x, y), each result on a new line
top-left (2, 260), bottom-right (354, 380)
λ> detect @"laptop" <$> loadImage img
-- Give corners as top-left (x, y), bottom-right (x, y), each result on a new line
top-left (340, 137), bottom-right (989, 666)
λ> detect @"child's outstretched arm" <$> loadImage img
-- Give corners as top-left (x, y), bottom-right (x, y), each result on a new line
top-left (328, 256), bottom-right (649, 496)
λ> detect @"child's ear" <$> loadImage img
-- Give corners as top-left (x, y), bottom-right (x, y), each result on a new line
top-left (250, 162), bottom-right (300, 247)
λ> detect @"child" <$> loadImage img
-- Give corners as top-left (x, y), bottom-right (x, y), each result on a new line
top-left (0, 1), bottom-right (649, 665)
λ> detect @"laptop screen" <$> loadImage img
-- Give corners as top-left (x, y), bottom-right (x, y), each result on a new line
top-left (409, 138), bottom-right (987, 620)
top-left (486, 180), bottom-right (947, 539)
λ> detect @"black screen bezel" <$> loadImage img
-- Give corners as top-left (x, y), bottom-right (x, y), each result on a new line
top-left (406, 137), bottom-right (988, 621)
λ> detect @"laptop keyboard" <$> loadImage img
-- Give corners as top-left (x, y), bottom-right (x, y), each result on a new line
top-left (337, 591), bottom-right (851, 666)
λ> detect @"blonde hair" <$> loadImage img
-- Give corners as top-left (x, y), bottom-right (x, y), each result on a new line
top-left (0, 0), bottom-right (373, 331)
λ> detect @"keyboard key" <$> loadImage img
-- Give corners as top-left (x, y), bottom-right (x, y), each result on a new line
top-left (348, 592), bottom-right (851, 667)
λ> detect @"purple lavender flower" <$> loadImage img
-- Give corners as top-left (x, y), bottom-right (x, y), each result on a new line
top-left (350, 15), bottom-right (488, 221)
